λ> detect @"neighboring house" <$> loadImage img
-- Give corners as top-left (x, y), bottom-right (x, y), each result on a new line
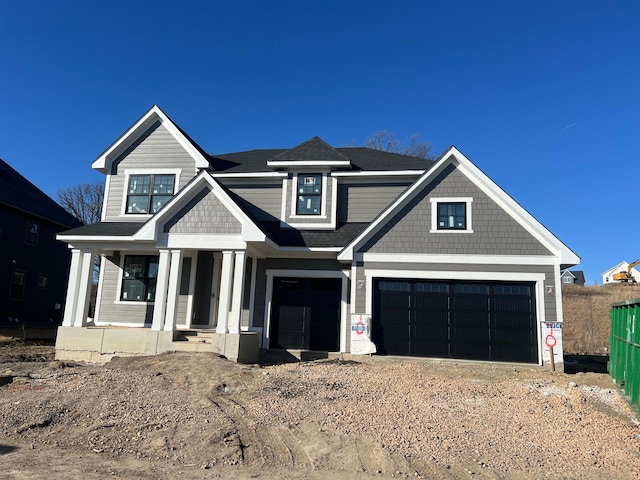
top-left (0, 159), bottom-right (82, 327)
top-left (601, 261), bottom-right (640, 284)
top-left (561, 270), bottom-right (585, 286)
top-left (55, 105), bottom-right (580, 369)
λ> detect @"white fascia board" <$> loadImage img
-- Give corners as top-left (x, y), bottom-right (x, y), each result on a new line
top-left (266, 160), bottom-right (351, 168)
top-left (276, 247), bottom-right (342, 253)
top-left (57, 234), bottom-right (136, 243)
top-left (160, 234), bottom-right (246, 250)
top-left (361, 253), bottom-right (557, 265)
top-left (331, 170), bottom-right (424, 177)
top-left (211, 172), bottom-right (288, 179)
top-left (134, 171), bottom-right (265, 243)
top-left (92, 105), bottom-right (209, 174)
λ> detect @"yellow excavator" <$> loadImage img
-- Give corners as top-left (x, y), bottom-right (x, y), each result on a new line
top-left (613, 259), bottom-right (640, 283)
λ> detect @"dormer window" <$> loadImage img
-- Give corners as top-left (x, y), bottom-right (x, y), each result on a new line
top-left (126, 174), bottom-right (175, 214)
top-left (296, 174), bottom-right (322, 215)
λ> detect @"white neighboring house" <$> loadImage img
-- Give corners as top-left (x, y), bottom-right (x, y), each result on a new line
top-left (601, 261), bottom-right (640, 284)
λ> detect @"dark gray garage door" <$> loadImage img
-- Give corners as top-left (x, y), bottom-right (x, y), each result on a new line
top-left (270, 277), bottom-right (341, 351)
top-left (372, 279), bottom-right (538, 363)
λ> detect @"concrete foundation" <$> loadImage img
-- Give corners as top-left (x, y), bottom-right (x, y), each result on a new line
top-left (55, 326), bottom-right (260, 363)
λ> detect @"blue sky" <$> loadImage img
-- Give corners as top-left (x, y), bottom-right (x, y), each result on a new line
top-left (1, 1), bottom-right (637, 284)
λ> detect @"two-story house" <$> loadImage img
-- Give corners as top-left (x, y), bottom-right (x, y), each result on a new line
top-left (55, 106), bottom-right (579, 369)
top-left (0, 158), bottom-right (82, 328)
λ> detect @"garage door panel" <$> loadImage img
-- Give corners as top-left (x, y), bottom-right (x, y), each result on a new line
top-left (374, 279), bottom-right (538, 363)
top-left (452, 343), bottom-right (490, 360)
top-left (493, 346), bottom-right (535, 363)
top-left (413, 341), bottom-right (449, 357)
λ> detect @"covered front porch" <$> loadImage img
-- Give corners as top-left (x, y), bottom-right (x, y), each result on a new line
top-left (55, 245), bottom-right (262, 363)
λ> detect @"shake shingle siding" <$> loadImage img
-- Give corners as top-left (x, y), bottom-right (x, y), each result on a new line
top-left (104, 123), bottom-right (198, 221)
top-left (164, 187), bottom-right (241, 234)
top-left (364, 165), bottom-right (552, 256)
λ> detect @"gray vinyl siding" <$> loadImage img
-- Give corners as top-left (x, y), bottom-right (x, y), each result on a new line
top-left (97, 253), bottom-right (153, 325)
top-left (104, 122), bottom-right (198, 221)
top-left (223, 182), bottom-right (282, 222)
top-left (176, 256), bottom-right (193, 325)
top-left (337, 182), bottom-right (411, 222)
top-left (364, 165), bottom-right (552, 256)
top-left (163, 187), bottom-right (241, 234)
top-left (251, 258), bottom-right (346, 329)
top-left (241, 258), bottom-right (253, 327)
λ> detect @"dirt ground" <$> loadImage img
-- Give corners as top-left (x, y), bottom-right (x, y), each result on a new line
top-left (1, 337), bottom-right (639, 480)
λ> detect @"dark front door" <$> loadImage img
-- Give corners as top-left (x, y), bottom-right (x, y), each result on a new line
top-left (373, 279), bottom-right (537, 363)
top-left (270, 277), bottom-right (341, 351)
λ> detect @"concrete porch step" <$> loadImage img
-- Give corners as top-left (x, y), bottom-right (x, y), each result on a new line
top-left (174, 329), bottom-right (214, 344)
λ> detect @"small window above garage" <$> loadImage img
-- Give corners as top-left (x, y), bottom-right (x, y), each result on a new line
top-left (430, 197), bottom-right (473, 233)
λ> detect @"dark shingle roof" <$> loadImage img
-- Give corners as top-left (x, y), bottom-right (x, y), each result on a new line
top-left (209, 145), bottom-right (433, 173)
top-left (269, 136), bottom-right (351, 163)
top-left (260, 222), bottom-right (368, 248)
top-left (0, 158), bottom-right (83, 228)
top-left (60, 222), bottom-right (145, 237)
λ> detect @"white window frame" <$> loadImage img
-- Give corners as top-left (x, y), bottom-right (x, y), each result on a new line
top-left (562, 275), bottom-right (573, 284)
top-left (430, 197), bottom-right (474, 233)
top-left (120, 168), bottom-right (182, 218)
top-left (288, 172), bottom-right (328, 219)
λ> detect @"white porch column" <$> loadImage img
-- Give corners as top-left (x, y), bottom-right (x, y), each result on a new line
top-left (216, 250), bottom-right (234, 334)
top-left (228, 251), bottom-right (246, 334)
top-left (62, 248), bottom-right (82, 327)
top-left (151, 249), bottom-right (171, 331)
top-left (73, 248), bottom-right (94, 327)
top-left (163, 249), bottom-right (183, 332)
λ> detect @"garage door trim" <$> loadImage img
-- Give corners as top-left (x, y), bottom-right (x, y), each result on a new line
top-left (364, 269), bottom-right (546, 365)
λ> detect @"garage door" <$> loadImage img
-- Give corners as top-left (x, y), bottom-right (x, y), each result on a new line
top-left (270, 277), bottom-right (341, 351)
top-left (372, 279), bottom-right (538, 363)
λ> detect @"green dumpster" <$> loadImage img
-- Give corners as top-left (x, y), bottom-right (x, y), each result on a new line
top-left (610, 298), bottom-right (640, 412)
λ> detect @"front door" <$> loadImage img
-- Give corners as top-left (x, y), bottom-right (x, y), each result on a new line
top-left (270, 277), bottom-right (341, 351)
top-left (192, 252), bottom-right (218, 327)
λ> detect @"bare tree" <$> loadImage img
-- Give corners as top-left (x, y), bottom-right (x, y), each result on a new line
top-left (57, 181), bottom-right (104, 226)
top-left (365, 130), bottom-right (434, 160)
top-left (57, 181), bottom-right (104, 317)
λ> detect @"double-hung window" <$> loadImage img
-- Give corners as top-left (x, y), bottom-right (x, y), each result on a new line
top-left (126, 174), bottom-right (175, 214)
top-left (121, 255), bottom-right (159, 301)
top-left (10, 271), bottom-right (26, 300)
top-left (25, 221), bottom-right (39, 245)
top-left (296, 174), bottom-right (322, 215)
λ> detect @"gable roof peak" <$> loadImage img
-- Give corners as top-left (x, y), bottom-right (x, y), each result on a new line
top-left (92, 105), bottom-right (210, 174)
top-left (267, 136), bottom-right (352, 169)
